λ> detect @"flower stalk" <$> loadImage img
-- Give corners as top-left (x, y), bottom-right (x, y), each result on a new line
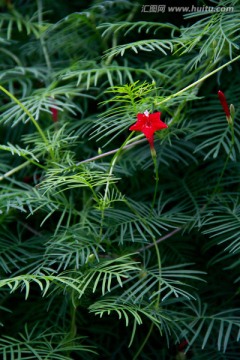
top-left (206, 91), bottom-right (236, 207)
top-left (129, 110), bottom-right (167, 209)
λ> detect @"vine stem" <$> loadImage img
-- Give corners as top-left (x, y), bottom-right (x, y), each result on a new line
top-left (99, 132), bottom-right (135, 240)
top-left (138, 227), bottom-right (181, 252)
top-left (103, 132), bottom-right (135, 202)
top-left (0, 85), bottom-right (54, 159)
top-left (0, 158), bottom-right (46, 181)
top-left (156, 54), bottom-right (240, 106)
top-left (0, 86), bottom-right (47, 144)
top-left (133, 234), bottom-right (161, 360)
top-left (134, 147), bottom-right (162, 359)
top-left (37, 0), bottom-right (52, 74)
top-left (0, 161), bottom-right (31, 181)
top-left (133, 323), bottom-right (154, 360)
top-left (66, 293), bottom-right (78, 359)
top-left (151, 147), bottom-right (159, 211)
top-left (69, 302), bottom-right (77, 339)
top-left (205, 121), bottom-right (235, 209)
top-left (150, 149), bottom-right (162, 303)
top-left (76, 137), bottom-right (146, 165)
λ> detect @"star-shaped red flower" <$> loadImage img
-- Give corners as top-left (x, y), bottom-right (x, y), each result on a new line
top-left (129, 110), bottom-right (168, 148)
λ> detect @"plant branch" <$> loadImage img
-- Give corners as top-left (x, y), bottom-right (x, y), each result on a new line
top-left (37, 0), bottom-right (52, 74)
top-left (0, 85), bottom-right (50, 153)
top-left (76, 138), bottom-right (146, 165)
top-left (138, 227), bottom-right (181, 252)
top-left (156, 54), bottom-right (240, 106)
top-left (0, 161), bottom-right (31, 181)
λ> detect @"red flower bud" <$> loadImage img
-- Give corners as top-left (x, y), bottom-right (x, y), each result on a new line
top-left (218, 90), bottom-right (231, 121)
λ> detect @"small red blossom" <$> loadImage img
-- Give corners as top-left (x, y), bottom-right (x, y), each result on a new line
top-left (129, 110), bottom-right (168, 149)
top-left (178, 339), bottom-right (188, 351)
top-left (23, 174), bottom-right (41, 184)
top-left (218, 90), bottom-right (231, 121)
top-left (50, 106), bottom-right (58, 123)
top-left (50, 97), bottom-right (58, 123)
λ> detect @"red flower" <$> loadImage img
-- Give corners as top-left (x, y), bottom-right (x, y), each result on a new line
top-left (178, 339), bottom-right (188, 351)
top-left (50, 106), bottom-right (58, 122)
top-left (50, 97), bottom-right (58, 123)
top-left (218, 90), bottom-right (231, 120)
top-left (129, 110), bottom-right (168, 148)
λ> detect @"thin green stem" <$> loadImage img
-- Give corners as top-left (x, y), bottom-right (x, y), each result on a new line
top-left (151, 150), bottom-right (162, 303)
top-left (37, 0), bottom-right (52, 74)
top-left (133, 145), bottom-right (162, 358)
top-left (0, 157), bottom-right (46, 181)
top-left (69, 303), bottom-right (77, 339)
top-left (206, 122), bottom-right (235, 208)
top-left (0, 161), bottom-right (31, 181)
top-left (0, 85), bottom-right (55, 160)
top-left (104, 4), bottom-right (139, 66)
top-left (66, 294), bottom-right (78, 359)
top-left (99, 132), bottom-right (135, 240)
top-left (105, 132), bottom-right (134, 193)
top-left (105, 31), bottom-right (118, 66)
top-left (133, 235), bottom-right (161, 359)
top-left (102, 132), bottom-right (135, 203)
top-left (0, 86), bottom-right (48, 146)
top-left (152, 238), bottom-right (161, 310)
top-left (133, 323), bottom-right (154, 360)
top-left (156, 54), bottom-right (240, 106)
top-left (151, 149), bottom-right (159, 211)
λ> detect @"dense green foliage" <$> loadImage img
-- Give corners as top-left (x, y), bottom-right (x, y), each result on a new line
top-left (0, 0), bottom-right (240, 358)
